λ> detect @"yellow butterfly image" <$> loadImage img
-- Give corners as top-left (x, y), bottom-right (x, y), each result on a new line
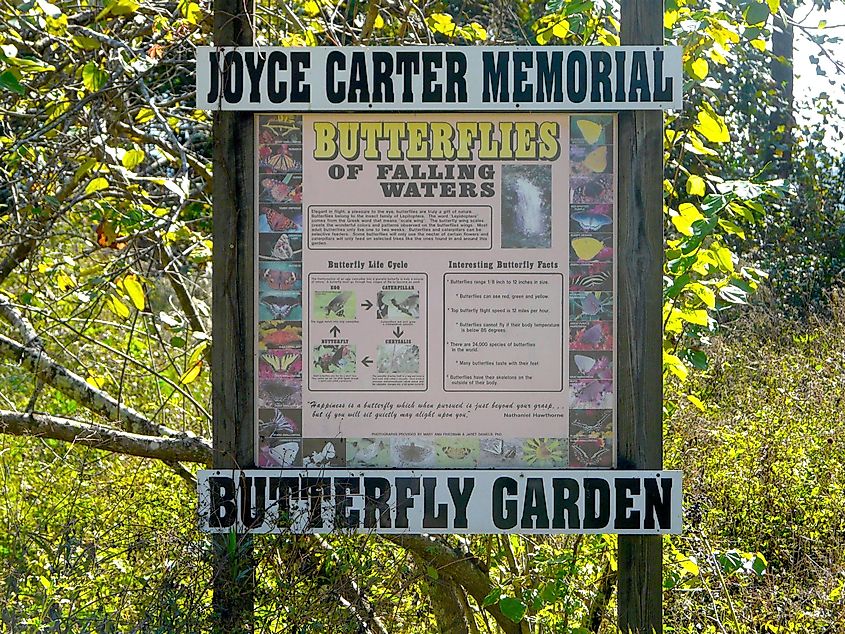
top-left (571, 236), bottom-right (605, 261)
top-left (575, 118), bottom-right (605, 144)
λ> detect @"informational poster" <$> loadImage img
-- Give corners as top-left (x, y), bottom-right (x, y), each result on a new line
top-left (254, 112), bottom-right (617, 472)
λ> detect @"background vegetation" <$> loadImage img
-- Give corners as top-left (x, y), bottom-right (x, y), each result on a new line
top-left (1, 0), bottom-right (843, 631)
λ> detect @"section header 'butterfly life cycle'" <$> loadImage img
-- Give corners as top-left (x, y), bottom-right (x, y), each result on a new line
top-left (196, 47), bottom-right (682, 535)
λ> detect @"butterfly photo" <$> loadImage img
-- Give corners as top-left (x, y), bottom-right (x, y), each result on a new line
top-left (436, 437), bottom-right (479, 467)
top-left (570, 115), bottom-right (614, 145)
top-left (259, 439), bottom-right (301, 468)
top-left (570, 291), bottom-right (613, 321)
top-left (259, 232), bottom-right (302, 262)
top-left (571, 234), bottom-right (613, 262)
top-left (570, 352), bottom-right (613, 380)
top-left (571, 204), bottom-right (613, 232)
top-left (259, 144), bottom-right (302, 174)
top-left (258, 114), bottom-right (302, 144)
top-left (259, 321), bottom-right (302, 350)
top-left (569, 262), bottom-right (613, 291)
top-left (390, 438), bottom-right (435, 467)
top-left (478, 437), bottom-right (522, 467)
top-left (569, 321), bottom-right (614, 351)
top-left (348, 438), bottom-right (390, 467)
top-left (569, 409), bottom-right (613, 437)
top-left (258, 408), bottom-right (302, 438)
top-left (569, 378), bottom-right (614, 409)
top-left (569, 438), bottom-right (613, 468)
top-left (302, 439), bottom-right (345, 468)
top-left (570, 144), bottom-right (614, 175)
top-left (570, 175), bottom-right (613, 204)
top-left (260, 349), bottom-right (303, 379)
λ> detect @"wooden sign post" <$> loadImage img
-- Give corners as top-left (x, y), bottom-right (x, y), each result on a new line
top-left (211, 0), bottom-right (256, 630)
top-left (617, 0), bottom-right (665, 631)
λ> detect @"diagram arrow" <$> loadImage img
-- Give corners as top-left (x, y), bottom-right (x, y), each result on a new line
top-left (329, 325), bottom-right (341, 338)
top-left (361, 356), bottom-right (373, 367)
top-left (361, 299), bottom-right (373, 310)
top-left (392, 326), bottom-right (404, 339)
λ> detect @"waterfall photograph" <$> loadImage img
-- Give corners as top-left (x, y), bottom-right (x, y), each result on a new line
top-left (500, 164), bottom-right (553, 248)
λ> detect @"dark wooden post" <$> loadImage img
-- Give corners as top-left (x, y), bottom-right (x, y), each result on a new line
top-left (616, 0), bottom-right (665, 631)
top-left (211, 0), bottom-right (256, 630)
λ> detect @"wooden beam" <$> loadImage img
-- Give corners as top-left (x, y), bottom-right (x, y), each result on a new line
top-left (617, 0), bottom-right (665, 631)
top-left (212, 0), bottom-right (256, 630)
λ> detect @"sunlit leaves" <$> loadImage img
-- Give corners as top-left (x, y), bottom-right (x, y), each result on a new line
top-left (122, 275), bottom-right (145, 311)
top-left (82, 62), bottom-right (108, 92)
top-left (690, 58), bottom-right (709, 80)
top-left (696, 107), bottom-right (731, 143)
top-left (743, 2), bottom-right (770, 26)
top-left (84, 178), bottom-right (109, 195)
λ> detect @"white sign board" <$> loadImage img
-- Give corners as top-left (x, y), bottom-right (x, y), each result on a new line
top-left (253, 112), bottom-right (617, 473)
top-left (198, 469), bottom-right (683, 534)
top-left (197, 46), bottom-right (683, 111)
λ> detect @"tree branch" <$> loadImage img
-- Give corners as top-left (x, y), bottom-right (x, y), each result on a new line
top-left (0, 409), bottom-right (211, 464)
top-left (0, 332), bottom-right (208, 454)
top-left (385, 535), bottom-right (520, 634)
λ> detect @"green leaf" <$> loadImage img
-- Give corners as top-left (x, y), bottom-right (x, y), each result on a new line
top-left (712, 245), bottom-right (735, 272)
top-left (744, 2), bottom-right (770, 26)
top-left (498, 597), bottom-right (526, 623)
top-left (672, 203), bottom-right (704, 236)
top-left (82, 62), bottom-right (108, 92)
top-left (0, 70), bottom-right (25, 95)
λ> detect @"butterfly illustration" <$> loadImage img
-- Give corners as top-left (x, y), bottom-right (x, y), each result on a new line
top-left (572, 211), bottom-right (613, 231)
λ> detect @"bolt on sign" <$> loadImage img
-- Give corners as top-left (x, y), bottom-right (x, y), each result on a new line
top-left (197, 46), bottom-right (683, 535)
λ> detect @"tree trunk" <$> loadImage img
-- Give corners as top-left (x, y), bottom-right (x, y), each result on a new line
top-left (767, 1), bottom-right (795, 178)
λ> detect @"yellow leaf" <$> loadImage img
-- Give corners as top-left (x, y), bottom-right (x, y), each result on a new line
top-left (123, 274), bottom-right (145, 310)
top-left (85, 177), bottom-right (109, 195)
top-left (179, 360), bottom-right (203, 385)
top-left (464, 22), bottom-right (487, 41)
top-left (686, 394), bottom-right (706, 412)
top-left (679, 308), bottom-right (709, 326)
top-left (713, 244), bottom-right (735, 272)
top-left (86, 375), bottom-right (107, 389)
top-left (690, 58), bottom-right (709, 80)
top-left (664, 10), bottom-right (678, 28)
top-left (663, 352), bottom-right (688, 381)
top-left (688, 282), bottom-right (716, 309)
top-left (107, 295), bottom-right (130, 320)
top-left (695, 108), bottom-right (730, 144)
top-left (373, 14), bottom-right (385, 29)
top-left (122, 148), bottom-right (145, 169)
top-left (303, 0), bottom-right (319, 16)
top-left (750, 39), bottom-right (767, 52)
top-left (427, 13), bottom-right (456, 36)
top-left (552, 19), bottom-right (569, 39)
top-left (686, 174), bottom-right (706, 196)
top-left (671, 202), bottom-right (703, 236)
